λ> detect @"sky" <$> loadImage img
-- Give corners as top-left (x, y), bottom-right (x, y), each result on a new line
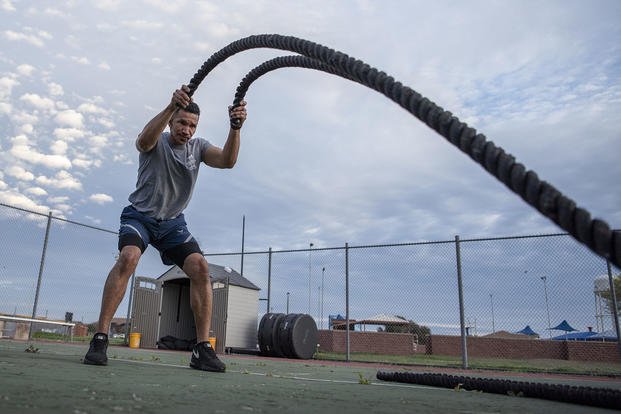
top-left (1, 1), bottom-right (620, 330)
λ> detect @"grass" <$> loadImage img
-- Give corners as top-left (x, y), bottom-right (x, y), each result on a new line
top-left (315, 351), bottom-right (621, 377)
top-left (32, 332), bottom-right (126, 345)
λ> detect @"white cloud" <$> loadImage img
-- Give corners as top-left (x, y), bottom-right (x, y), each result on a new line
top-left (0, 76), bottom-right (19, 100)
top-left (48, 196), bottom-right (69, 204)
top-left (85, 215), bottom-right (102, 225)
top-left (2, 30), bottom-right (48, 48)
top-left (89, 135), bottom-right (108, 147)
top-left (0, 102), bottom-right (12, 114)
top-left (0, 180), bottom-right (7, 190)
top-left (95, 0), bottom-right (121, 11)
top-left (10, 135), bottom-right (73, 169)
top-left (36, 170), bottom-right (82, 190)
top-left (53, 127), bottom-right (85, 141)
top-left (78, 102), bottom-right (107, 114)
top-left (97, 118), bottom-right (114, 128)
top-left (48, 82), bottom-right (64, 96)
top-left (50, 140), bottom-right (68, 155)
top-left (37, 30), bottom-right (52, 40)
top-left (98, 62), bottom-right (111, 70)
top-left (6, 165), bottom-right (34, 181)
top-left (20, 93), bottom-right (55, 110)
top-left (16, 64), bottom-right (35, 76)
top-left (43, 7), bottom-right (68, 18)
top-left (121, 20), bottom-right (164, 30)
top-left (73, 158), bottom-right (99, 169)
top-left (143, 0), bottom-right (187, 12)
top-left (89, 193), bottom-right (114, 204)
top-left (54, 109), bottom-right (84, 128)
top-left (25, 187), bottom-right (48, 196)
top-left (18, 123), bottom-right (33, 134)
top-left (52, 203), bottom-right (72, 213)
top-left (10, 110), bottom-right (38, 125)
top-left (71, 56), bottom-right (90, 65)
top-left (0, 190), bottom-right (48, 214)
top-left (1, 0), bottom-right (16, 12)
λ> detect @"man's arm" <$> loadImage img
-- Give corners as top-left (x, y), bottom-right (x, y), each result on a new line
top-left (136, 86), bottom-right (192, 152)
top-left (202, 101), bottom-right (247, 169)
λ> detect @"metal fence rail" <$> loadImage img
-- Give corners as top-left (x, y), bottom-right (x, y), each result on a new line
top-left (1, 202), bottom-right (619, 371)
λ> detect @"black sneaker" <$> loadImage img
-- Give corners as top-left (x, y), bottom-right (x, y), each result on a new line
top-left (190, 341), bottom-right (226, 372)
top-left (84, 332), bottom-right (108, 366)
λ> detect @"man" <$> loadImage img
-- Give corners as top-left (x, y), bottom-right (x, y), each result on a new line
top-left (83, 85), bottom-right (247, 373)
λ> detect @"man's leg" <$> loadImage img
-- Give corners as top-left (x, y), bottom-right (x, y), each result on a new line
top-left (97, 245), bottom-right (142, 333)
top-left (84, 245), bottom-right (141, 366)
top-left (183, 253), bottom-right (225, 372)
top-left (182, 253), bottom-right (212, 343)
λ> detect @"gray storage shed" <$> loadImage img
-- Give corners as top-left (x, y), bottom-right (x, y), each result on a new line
top-left (130, 263), bottom-right (260, 353)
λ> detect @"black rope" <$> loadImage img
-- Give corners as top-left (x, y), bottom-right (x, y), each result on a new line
top-left (377, 371), bottom-right (621, 410)
top-left (232, 55), bottom-right (359, 106)
top-left (187, 34), bottom-right (620, 269)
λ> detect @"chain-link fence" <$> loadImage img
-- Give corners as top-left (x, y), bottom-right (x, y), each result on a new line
top-left (1, 202), bottom-right (620, 372)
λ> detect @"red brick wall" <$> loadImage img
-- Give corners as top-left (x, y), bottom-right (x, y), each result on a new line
top-left (318, 330), bottom-right (426, 355)
top-left (428, 335), bottom-right (621, 363)
top-left (73, 323), bottom-right (89, 337)
top-left (566, 341), bottom-right (621, 363)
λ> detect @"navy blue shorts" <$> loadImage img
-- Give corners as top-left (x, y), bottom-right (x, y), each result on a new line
top-left (118, 205), bottom-right (202, 267)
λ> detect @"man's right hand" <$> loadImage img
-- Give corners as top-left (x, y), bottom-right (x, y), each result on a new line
top-left (171, 85), bottom-right (192, 109)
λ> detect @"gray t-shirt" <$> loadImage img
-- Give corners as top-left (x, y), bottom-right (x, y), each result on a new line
top-left (128, 132), bottom-right (213, 220)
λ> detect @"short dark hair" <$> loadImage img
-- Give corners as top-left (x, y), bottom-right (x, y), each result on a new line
top-left (175, 101), bottom-right (200, 117)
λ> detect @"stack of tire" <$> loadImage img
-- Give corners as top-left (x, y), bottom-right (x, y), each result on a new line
top-left (257, 313), bottom-right (318, 359)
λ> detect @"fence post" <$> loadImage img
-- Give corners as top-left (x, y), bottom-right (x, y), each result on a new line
top-left (607, 260), bottom-right (621, 354)
top-left (267, 247), bottom-right (272, 313)
top-left (345, 242), bottom-right (350, 362)
top-left (240, 215), bottom-right (245, 276)
top-left (29, 211), bottom-right (53, 340)
top-left (455, 235), bottom-right (468, 369)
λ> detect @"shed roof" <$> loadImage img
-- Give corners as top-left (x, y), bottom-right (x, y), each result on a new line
top-left (157, 263), bottom-right (260, 291)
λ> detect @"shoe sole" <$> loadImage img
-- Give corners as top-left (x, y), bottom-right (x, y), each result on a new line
top-left (83, 357), bottom-right (107, 366)
top-left (190, 361), bottom-right (225, 373)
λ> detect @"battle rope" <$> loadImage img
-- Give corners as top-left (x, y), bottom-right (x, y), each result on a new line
top-left (376, 371), bottom-right (621, 410)
top-left (186, 34), bottom-right (620, 269)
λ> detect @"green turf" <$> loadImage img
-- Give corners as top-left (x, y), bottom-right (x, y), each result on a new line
top-left (316, 351), bottom-right (621, 377)
top-left (1, 340), bottom-right (620, 413)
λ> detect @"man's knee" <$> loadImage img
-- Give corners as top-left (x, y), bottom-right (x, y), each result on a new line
top-left (117, 246), bottom-right (141, 274)
top-left (183, 254), bottom-right (210, 281)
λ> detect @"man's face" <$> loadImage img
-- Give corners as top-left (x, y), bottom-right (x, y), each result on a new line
top-left (169, 109), bottom-right (199, 145)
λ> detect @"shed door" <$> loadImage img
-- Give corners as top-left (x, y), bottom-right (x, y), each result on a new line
top-left (211, 283), bottom-right (229, 353)
top-left (130, 277), bottom-right (162, 348)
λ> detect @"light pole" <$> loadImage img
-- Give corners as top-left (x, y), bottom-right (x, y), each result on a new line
top-left (541, 276), bottom-right (552, 338)
top-left (308, 242), bottom-right (313, 314)
top-left (321, 267), bottom-right (325, 330)
top-left (490, 293), bottom-right (495, 333)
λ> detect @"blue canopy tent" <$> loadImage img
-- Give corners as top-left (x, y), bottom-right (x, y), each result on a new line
top-left (549, 320), bottom-right (598, 341)
top-left (516, 325), bottom-right (539, 337)
top-left (550, 320), bottom-right (577, 333)
top-left (552, 331), bottom-right (597, 341)
top-left (587, 329), bottom-right (619, 342)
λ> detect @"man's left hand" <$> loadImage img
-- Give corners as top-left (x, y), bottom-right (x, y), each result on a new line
top-left (228, 101), bottom-right (247, 130)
